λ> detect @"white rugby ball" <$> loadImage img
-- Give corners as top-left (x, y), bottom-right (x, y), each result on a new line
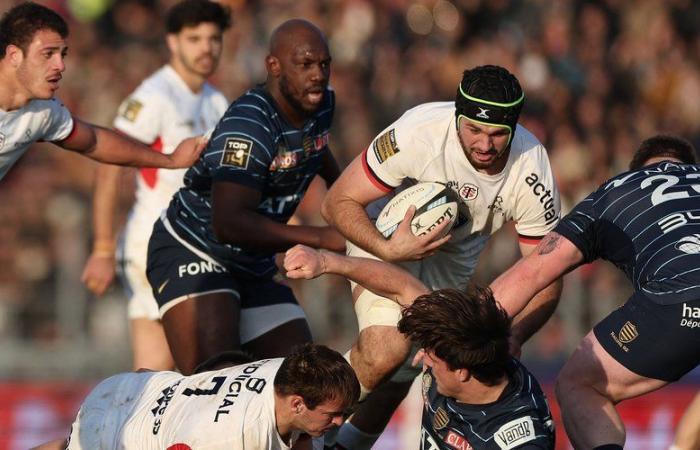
top-left (375, 182), bottom-right (460, 238)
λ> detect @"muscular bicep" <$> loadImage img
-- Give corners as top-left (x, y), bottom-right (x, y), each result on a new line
top-left (56, 118), bottom-right (97, 153)
top-left (323, 153), bottom-right (389, 218)
top-left (211, 181), bottom-right (262, 239)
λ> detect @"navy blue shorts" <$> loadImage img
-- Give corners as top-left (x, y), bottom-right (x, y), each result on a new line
top-left (594, 291), bottom-right (700, 381)
top-left (146, 218), bottom-right (306, 343)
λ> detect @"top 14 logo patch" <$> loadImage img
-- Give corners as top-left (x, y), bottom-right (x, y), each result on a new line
top-left (221, 138), bottom-right (253, 169)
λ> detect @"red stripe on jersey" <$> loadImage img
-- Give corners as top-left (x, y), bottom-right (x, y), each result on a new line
top-left (362, 149), bottom-right (393, 193)
top-left (518, 234), bottom-right (543, 245)
top-left (140, 136), bottom-right (163, 188)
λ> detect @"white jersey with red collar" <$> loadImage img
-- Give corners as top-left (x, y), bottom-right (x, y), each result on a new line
top-left (0, 98), bottom-right (73, 180)
top-left (115, 64), bottom-right (228, 229)
top-left (67, 358), bottom-right (297, 450)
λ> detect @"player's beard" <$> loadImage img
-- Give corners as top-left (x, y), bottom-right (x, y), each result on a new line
top-left (279, 74), bottom-right (320, 116)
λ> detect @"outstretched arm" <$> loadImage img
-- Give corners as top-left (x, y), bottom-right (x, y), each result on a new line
top-left (58, 117), bottom-right (205, 169)
top-left (491, 232), bottom-right (583, 319)
top-left (284, 244), bottom-right (429, 306)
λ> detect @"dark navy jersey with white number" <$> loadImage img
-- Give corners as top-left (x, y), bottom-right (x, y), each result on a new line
top-left (420, 359), bottom-right (555, 450)
top-left (555, 161), bottom-right (700, 305)
top-left (165, 86), bottom-right (334, 277)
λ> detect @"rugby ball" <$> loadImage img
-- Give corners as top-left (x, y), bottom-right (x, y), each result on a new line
top-left (375, 182), bottom-right (460, 238)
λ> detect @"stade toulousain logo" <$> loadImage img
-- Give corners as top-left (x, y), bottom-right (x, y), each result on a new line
top-left (167, 444), bottom-right (192, 450)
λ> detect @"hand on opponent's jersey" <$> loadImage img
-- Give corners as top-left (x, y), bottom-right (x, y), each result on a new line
top-left (381, 206), bottom-right (452, 262)
top-left (166, 135), bottom-right (208, 169)
top-left (284, 245), bottom-right (327, 279)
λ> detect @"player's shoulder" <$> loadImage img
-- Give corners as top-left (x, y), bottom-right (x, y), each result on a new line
top-left (397, 101), bottom-right (454, 128)
top-left (129, 66), bottom-right (180, 102)
top-left (24, 97), bottom-right (69, 114)
top-left (509, 125), bottom-right (546, 159)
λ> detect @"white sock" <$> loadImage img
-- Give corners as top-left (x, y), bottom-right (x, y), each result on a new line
top-left (336, 422), bottom-right (381, 450)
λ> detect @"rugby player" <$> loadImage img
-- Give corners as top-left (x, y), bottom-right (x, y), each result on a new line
top-left (0, 2), bottom-right (205, 181)
top-left (80, 0), bottom-right (231, 371)
top-left (146, 19), bottom-right (344, 374)
top-left (32, 343), bottom-right (359, 450)
top-left (284, 245), bottom-right (555, 449)
top-left (490, 135), bottom-right (700, 449)
top-left (319, 65), bottom-right (563, 448)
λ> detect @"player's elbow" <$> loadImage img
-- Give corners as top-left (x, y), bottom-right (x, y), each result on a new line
top-left (320, 195), bottom-right (335, 225)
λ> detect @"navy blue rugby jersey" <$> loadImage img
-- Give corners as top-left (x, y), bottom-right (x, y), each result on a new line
top-left (165, 86), bottom-right (334, 277)
top-left (420, 359), bottom-right (555, 450)
top-left (556, 161), bottom-right (700, 305)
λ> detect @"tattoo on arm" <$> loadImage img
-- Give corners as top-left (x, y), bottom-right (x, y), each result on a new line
top-left (537, 232), bottom-right (562, 255)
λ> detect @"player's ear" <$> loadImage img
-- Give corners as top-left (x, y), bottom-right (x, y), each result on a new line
top-left (6, 44), bottom-right (22, 67)
top-left (166, 33), bottom-right (178, 54)
top-left (290, 395), bottom-right (304, 414)
top-left (457, 368), bottom-right (470, 383)
top-left (266, 55), bottom-right (281, 77)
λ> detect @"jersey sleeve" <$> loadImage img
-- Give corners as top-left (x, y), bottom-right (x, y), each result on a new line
top-left (513, 144), bottom-right (561, 238)
top-left (554, 191), bottom-right (600, 263)
top-left (44, 98), bottom-right (74, 142)
top-left (361, 112), bottom-right (430, 191)
top-left (113, 89), bottom-right (163, 144)
top-left (206, 105), bottom-right (275, 192)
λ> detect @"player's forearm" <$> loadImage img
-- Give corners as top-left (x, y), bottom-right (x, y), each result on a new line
top-left (510, 277), bottom-right (562, 346)
top-left (322, 251), bottom-right (429, 306)
top-left (213, 210), bottom-right (335, 253)
top-left (90, 163), bottom-right (122, 254)
top-left (89, 127), bottom-right (177, 168)
top-left (321, 195), bottom-right (389, 258)
top-left (490, 256), bottom-right (547, 318)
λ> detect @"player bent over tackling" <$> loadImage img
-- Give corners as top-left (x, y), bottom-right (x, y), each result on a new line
top-left (33, 344), bottom-right (359, 450)
top-left (285, 246), bottom-right (555, 449)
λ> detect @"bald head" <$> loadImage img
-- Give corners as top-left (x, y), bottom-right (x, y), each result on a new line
top-left (264, 19), bottom-right (331, 125)
top-left (269, 19), bottom-right (327, 57)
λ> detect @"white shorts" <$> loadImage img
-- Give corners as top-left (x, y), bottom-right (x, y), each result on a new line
top-left (118, 217), bottom-right (160, 321)
top-left (347, 237), bottom-right (485, 331)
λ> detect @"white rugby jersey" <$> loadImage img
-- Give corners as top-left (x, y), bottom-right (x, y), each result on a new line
top-left (0, 98), bottom-right (73, 180)
top-left (114, 64), bottom-right (228, 238)
top-left (363, 102), bottom-right (560, 286)
top-left (72, 358), bottom-right (295, 450)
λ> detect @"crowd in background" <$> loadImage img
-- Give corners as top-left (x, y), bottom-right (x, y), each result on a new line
top-left (2, 0), bottom-right (700, 379)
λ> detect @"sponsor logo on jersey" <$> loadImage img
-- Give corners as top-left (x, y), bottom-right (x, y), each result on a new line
top-left (476, 107), bottom-right (490, 119)
top-left (525, 173), bottom-right (558, 226)
top-left (676, 234), bottom-right (700, 253)
top-left (610, 321), bottom-right (638, 352)
top-left (432, 407), bottom-right (449, 430)
top-left (659, 212), bottom-right (700, 234)
top-left (303, 133), bottom-right (328, 155)
top-left (221, 137), bottom-right (253, 169)
top-left (178, 260), bottom-right (227, 277)
top-left (215, 361), bottom-right (268, 422)
top-left (681, 303), bottom-right (700, 329)
top-left (459, 183), bottom-right (479, 201)
top-left (270, 147), bottom-right (299, 171)
top-left (373, 129), bottom-right (399, 163)
top-left (119, 98), bottom-right (144, 122)
top-left (489, 195), bottom-right (505, 215)
top-left (494, 417), bottom-right (535, 449)
top-left (445, 431), bottom-right (473, 450)
top-left (151, 380), bottom-right (182, 435)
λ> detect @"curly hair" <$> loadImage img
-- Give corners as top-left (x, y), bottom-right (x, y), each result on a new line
top-left (629, 134), bottom-right (697, 170)
top-left (398, 285), bottom-right (512, 386)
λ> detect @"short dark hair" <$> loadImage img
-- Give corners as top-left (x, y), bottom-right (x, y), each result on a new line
top-left (629, 134), bottom-right (698, 170)
top-left (0, 2), bottom-right (68, 58)
top-left (166, 0), bottom-right (232, 34)
top-left (398, 285), bottom-right (511, 386)
top-left (193, 350), bottom-right (255, 373)
top-left (274, 344), bottom-right (359, 410)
